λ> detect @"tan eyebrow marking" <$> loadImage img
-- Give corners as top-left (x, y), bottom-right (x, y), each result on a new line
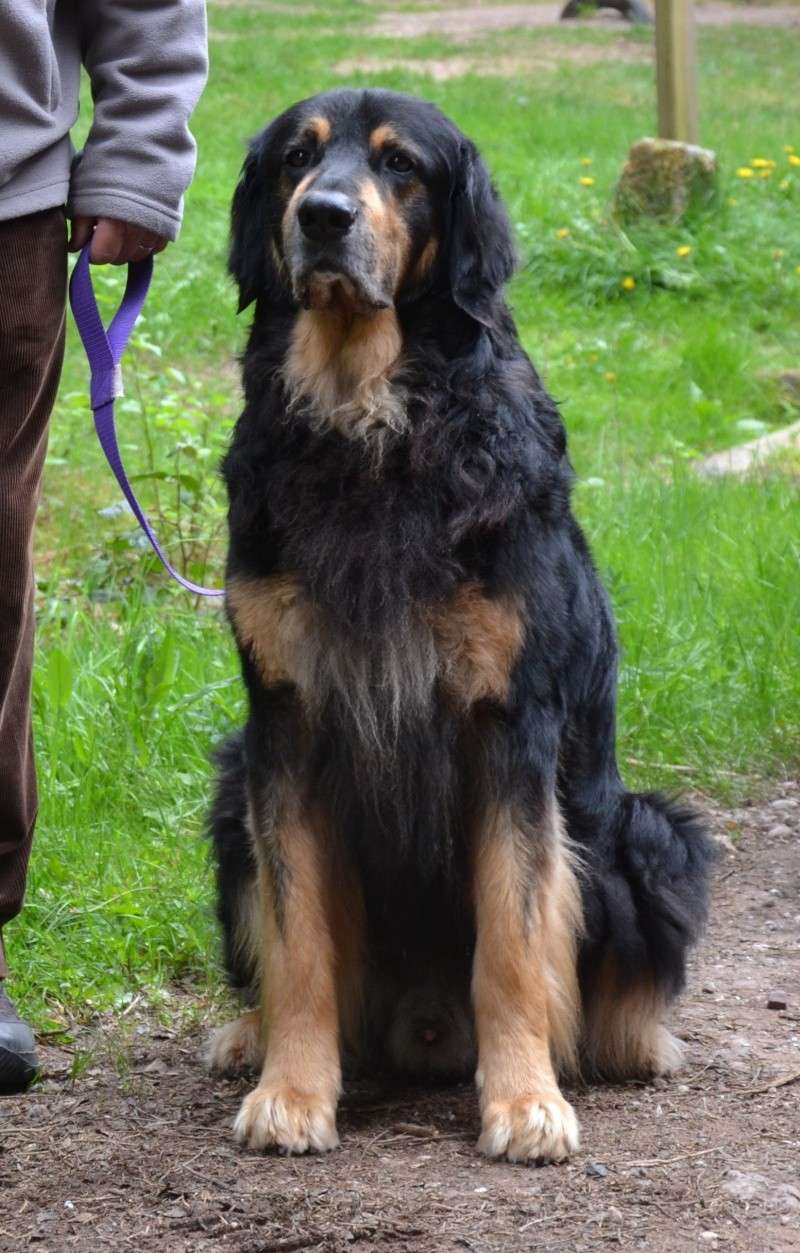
top-left (369, 124), bottom-right (423, 169)
top-left (307, 115), bottom-right (332, 144)
top-left (369, 123), bottom-right (404, 153)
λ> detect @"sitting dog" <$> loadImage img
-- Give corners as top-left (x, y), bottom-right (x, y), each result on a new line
top-left (207, 89), bottom-right (714, 1164)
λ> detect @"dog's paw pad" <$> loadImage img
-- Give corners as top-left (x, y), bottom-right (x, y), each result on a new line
top-left (478, 1093), bottom-right (579, 1164)
top-left (233, 1085), bottom-right (339, 1154)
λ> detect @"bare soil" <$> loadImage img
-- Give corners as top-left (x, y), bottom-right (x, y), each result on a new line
top-left (334, 39), bottom-right (652, 83)
top-left (2, 783), bottom-right (799, 1252)
top-left (369, 4), bottom-right (800, 40)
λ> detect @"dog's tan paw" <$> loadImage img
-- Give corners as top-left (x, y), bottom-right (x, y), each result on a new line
top-left (478, 1092), bottom-right (579, 1164)
top-left (206, 1010), bottom-right (263, 1075)
top-left (233, 1085), bottom-right (339, 1154)
top-left (652, 1027), bottom-right (684, 1076)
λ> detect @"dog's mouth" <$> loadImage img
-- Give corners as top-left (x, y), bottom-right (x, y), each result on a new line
top-left (296, 264), bottom-right (393, 317)
top-left (297, 267), bottom-right (391, 316)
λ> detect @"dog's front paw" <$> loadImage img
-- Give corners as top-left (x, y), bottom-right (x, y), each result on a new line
top-left (206, 1010), bottom-right (263, 1075)
top-left (233, 1084), bottom-right (339, 1154)
top-left (478, 1092), bottom-right (579, 1164)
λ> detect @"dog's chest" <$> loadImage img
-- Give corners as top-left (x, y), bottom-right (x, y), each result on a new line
top-left (226, 575), bottom-right (525, 742)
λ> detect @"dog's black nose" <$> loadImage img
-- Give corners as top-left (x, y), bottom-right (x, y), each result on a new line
top-left (298, 192), bottom-right (358, 243)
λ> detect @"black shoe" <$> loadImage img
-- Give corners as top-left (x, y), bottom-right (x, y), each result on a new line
top-left (0, 983), bottom-right (39, 1093)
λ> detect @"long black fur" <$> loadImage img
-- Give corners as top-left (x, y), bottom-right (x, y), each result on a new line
top-left (209, 89), bottom-right (715, 1079)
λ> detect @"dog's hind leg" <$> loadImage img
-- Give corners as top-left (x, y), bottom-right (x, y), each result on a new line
top-left (233, 789), bottom-right (343, 1155)
top-left (206, 733), bottom-right (267, 1075)
top-left (207, 1007), bottom-right (264, 1075)
top-left (582, 955), bottom-right (684, 1079)
top-left (578, 792), bottom-right (714, 1080)
top-left (557, 644), bottom-right (715, 1081)
top-left (472, 798), bottom-right (582, 1165)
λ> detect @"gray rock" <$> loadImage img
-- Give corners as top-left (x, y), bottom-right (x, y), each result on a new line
top-left (694, 419), bottom-right (800, 479)
top-left (585, 1161), bottom-right (608, 1178)
top-left (721, 1170), bottom-right (771, 1204)
top-left (722, 1171), bottom-right (800, 1214)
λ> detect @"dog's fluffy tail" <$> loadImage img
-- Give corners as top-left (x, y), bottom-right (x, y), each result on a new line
top-left (581, 791), bottom-right (715, 997)
top-left (575, 790), bottom-right (716, 1078)
top-left (207, 732), bottom-right (259, 995)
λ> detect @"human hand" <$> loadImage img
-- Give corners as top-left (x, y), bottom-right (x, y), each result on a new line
top-left (68, 216), bottom-right (168, 264)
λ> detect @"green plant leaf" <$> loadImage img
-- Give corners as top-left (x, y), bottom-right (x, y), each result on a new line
top-left (46, 648), bottom-right (75, 712)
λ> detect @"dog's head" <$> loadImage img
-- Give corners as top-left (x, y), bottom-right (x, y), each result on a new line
top-left (230, 88), bottom-right (516, 327)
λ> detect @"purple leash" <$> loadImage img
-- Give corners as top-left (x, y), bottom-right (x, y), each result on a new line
top-left (68, 243), bottom-right (224, 598)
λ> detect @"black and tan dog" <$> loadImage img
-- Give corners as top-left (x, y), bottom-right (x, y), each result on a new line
top-left (207, 89), bottom-right (714, 1164)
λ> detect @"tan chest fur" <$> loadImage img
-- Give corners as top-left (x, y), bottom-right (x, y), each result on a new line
top-left (282, 305), bottom-right (407, 448)
top-left (227, 575), bottom-right (525, 744)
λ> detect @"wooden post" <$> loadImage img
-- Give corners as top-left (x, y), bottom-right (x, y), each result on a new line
top-left (655, 0), bottom-right (698, 144)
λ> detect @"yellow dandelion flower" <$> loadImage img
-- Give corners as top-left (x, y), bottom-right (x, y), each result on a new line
top-left (579, 176), bottom-right (595, 187)
top-left (758, 168), bottom-right (773, 178)
top-left (556, 227), bottom-right (570, 239)
top-left (784, 145), bottom-right (795, 154)
top-left (621, 276), bottom-right (636, 291)
top-left (604, 371), bottom-right (617, 384)
top-left (790, 155), bottom-right (800, 167)
top-left (581, 157), bottom-right (593, 166)
top-left (736, 167), bottom-right (754, 178)
top-left (779, 178), bottom-right (790, 190)
top-left (676, 245), bottom-right (692, 257)
top-left (751, 157), bottom-right (774, 169)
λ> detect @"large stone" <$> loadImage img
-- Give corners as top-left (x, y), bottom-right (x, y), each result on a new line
top-left (694, 419), bottom-right (800, 479)
top-left (614, 137), bottom-right (718, 222)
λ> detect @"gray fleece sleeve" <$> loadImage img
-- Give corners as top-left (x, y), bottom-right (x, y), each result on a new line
top-left (68, 0), bottom-right (208, 240)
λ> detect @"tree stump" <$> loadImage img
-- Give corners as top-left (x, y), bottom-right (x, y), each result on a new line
top-left (560, 0), bottom-right (653, 24)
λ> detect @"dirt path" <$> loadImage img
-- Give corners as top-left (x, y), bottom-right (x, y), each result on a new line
top-left (2, 784), bottom-right (799, 1252)
top-left (369, 4), bottom-right (800, 40)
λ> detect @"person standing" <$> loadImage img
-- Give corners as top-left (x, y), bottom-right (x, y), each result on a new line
top-left (0, 0), bottom-right (208, 1092)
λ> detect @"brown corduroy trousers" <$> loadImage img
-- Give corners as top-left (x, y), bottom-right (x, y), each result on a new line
top-left (0, 208), bottom-right (67, 979)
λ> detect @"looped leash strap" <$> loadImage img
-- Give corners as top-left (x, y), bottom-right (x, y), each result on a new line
top-left (69, 244), bottom-right (224, 598)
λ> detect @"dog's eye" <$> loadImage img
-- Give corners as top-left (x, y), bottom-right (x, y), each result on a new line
top-left (285, 147), bottom-right (311, 169)
top-left (386, 150), bottom-right (415, 175)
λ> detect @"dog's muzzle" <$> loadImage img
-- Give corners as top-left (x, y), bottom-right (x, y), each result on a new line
top-left (287, 188), bottom-right (393, 312)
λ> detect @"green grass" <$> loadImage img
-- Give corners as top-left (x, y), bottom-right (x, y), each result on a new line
top-left (9, 1), bottom-right (800, 1025)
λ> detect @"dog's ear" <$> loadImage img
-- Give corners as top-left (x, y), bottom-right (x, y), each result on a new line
top-left (448, 141), bottom-right (516, 327)
top-left (229, 144), bottom-right (269, 313)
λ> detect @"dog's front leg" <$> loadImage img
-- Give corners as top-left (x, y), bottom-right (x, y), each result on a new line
top-left (472, 801), bottom-right (580, 1165)
top-left (234, 799), bottom-right (341, 1155)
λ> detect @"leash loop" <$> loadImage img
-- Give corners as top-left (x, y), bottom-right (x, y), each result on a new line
top-left (69, 244), bottom-right (224, 598)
